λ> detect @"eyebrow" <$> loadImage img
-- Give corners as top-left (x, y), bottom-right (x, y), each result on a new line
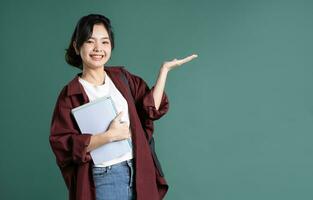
top-left (89, 37), bottom-right (110, 40)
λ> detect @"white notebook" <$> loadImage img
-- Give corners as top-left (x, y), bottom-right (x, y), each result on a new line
top-left (71, 96), bottom-right (132, 165)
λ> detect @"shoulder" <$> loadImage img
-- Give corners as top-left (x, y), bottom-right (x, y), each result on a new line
top-left (54, 75), bottom-right (79, 109)
top-left (54, 86), bottom-right (72, 109)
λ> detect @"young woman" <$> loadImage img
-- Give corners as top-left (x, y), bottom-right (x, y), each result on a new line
top-left (49, 14), bottom-right (197, 200)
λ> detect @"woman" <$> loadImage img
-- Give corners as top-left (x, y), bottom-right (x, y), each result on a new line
top-left (49, 14), bottom-right (197, 200)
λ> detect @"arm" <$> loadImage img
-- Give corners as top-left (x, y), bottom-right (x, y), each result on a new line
top-left (50, 90), bottom-right (92, 167)
top-left (152, 67), bottom-right (169, 110)
top-left (50, 90), bottom-right (130, 167)
top-left (153, 54), bottom-right (198, 110)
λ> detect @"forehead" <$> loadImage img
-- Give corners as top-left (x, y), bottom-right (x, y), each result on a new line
top-left (91, 24), bottom-right (109, 38)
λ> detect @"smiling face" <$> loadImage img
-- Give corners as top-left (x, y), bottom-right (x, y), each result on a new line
top-left (75, 23), bottom-right (112, 70)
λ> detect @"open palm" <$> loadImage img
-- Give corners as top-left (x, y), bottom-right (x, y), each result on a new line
top-left (162, 54), bottom-right (198, 71)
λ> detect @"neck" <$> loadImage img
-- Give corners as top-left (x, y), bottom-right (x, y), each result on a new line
top-left (81, 66), bottom-right (106, 86)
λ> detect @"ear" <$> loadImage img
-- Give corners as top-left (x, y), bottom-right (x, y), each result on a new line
top-left (73, 41), bottom-right (79, 55)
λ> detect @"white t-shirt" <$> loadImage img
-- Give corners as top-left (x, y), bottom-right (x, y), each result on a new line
top-left (78, 75), bottom-right (133, 167)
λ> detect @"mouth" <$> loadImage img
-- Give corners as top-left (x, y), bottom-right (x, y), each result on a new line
top-left (90, 54), bottom-right (104, 60)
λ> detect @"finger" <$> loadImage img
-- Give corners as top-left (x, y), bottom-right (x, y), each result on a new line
top-left (114, 111), bottom-right (123, 121)
top-left (179, 54), bottom-right (198, 65)
top-left (121, 122), bottom-right (130, 129)
top-left (121, 131), bottom-right (130, 139)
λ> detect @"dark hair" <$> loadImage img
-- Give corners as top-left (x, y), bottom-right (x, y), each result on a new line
top-left (65, 14), bottom-right (115, 69)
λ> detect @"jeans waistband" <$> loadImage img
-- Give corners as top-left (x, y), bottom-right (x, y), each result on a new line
top-left (93, 159), bottom-right (133, 169)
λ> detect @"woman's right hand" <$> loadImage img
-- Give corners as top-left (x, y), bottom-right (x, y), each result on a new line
top-left (106, 112), bottom-right (131, 142)
top-left (86, 112), bottom-right (131, 152)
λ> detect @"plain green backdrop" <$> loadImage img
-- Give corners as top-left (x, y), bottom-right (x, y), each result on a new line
top-left (1, 0), bottom-right (312, 199)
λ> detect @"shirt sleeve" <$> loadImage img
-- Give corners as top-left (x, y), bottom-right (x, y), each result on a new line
top-left (123, 68), bottom-right (170, 120)
top-left (49, 88), bottom-right (92, 168)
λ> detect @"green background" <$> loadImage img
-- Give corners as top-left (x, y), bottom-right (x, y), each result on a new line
top-left (1, 0), bottom-right (312, 199)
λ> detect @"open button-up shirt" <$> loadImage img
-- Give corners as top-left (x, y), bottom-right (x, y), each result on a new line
top-left (50, 66), bottom-right (169, 200)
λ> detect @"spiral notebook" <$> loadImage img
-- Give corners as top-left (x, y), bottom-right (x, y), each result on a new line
top-left (71, 96), bottom-right (132, 165)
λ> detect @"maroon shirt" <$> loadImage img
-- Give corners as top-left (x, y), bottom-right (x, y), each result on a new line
top-left (50, 66), bottom-right (169, 200)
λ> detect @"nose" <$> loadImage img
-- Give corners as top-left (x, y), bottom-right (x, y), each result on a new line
top-left (94, 42), bottom-right (103, 52)
top-left (94, 47), bottom-right (102, 52)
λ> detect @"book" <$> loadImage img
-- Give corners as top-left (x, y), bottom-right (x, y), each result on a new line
top-left (71, 96), bottom-right (132, 165)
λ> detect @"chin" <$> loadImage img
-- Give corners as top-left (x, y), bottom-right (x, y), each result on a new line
top-left (89, 62), bottom-right (106, 68)
top-left (84, 59), bottom-right (109, 69)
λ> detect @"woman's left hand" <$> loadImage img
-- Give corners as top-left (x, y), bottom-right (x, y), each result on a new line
top-left (162, 54), bottom-right (198, 72)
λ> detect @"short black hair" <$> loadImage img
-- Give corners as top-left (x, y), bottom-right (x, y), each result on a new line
top-left (65, 14), bottom-right (115, 69)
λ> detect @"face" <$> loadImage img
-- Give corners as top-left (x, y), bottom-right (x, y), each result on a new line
top-left (75, 24), bottom-right (112, 69)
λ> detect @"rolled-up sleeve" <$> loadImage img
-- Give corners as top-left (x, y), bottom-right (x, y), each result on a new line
top-left (49, 89), bottom-right (92, 168)
top-left (142, 86), bottom-right (169, 120)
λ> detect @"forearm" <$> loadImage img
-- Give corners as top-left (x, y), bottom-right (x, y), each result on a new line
top-left (153, 66), bottom-right (169, 110)
top-left (86, 131), bottom-right (112, 152)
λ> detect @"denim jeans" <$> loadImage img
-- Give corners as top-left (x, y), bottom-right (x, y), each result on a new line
top-left (92, 160), bottom-right (135, 200)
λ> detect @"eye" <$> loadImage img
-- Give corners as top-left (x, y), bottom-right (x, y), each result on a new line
top-left (102, 41), bottom-right (109, 44)
top-left (86, 40), bottom-right (93, 43)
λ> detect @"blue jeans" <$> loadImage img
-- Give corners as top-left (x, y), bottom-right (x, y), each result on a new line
top-left (92, 160), bottom-right (135, 200)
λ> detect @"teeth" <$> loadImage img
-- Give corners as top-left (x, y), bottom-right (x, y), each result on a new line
top-left (91, 55), bottom-right (103, 58)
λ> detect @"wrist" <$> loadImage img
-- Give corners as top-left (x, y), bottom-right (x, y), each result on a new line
top-left (102, 130), bottom-right (114, 143)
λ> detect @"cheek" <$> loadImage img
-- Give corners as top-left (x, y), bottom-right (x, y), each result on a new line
top-left (104, 46), bottom-right (112, 55)
top-left (105, 44), bottom-right (112, 51)
top-left (80, 47), bottom-right (91, 58)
